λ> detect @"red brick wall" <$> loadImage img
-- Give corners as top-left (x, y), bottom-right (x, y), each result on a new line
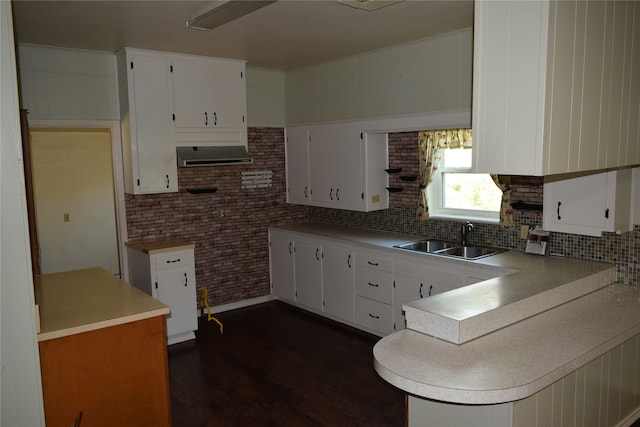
top-left (125, 127), bottom-right (308, 307)
top-left (387, 132), bottom-right (421, 208)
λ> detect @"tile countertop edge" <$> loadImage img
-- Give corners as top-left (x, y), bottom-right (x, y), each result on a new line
top-left (373, 283), bottom-right (640, 404)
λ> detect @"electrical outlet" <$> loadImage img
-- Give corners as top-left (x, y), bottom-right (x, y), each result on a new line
top-left (63, 213), bottom-right (70, 222)
top-left (520, 225), bottom-right (529, 239)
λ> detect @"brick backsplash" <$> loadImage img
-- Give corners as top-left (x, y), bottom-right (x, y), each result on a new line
top-left (125, 128), bottom-right (309, 307)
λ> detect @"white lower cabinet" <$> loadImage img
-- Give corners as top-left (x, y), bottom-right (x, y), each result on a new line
top-left (322, 244), bottom-right (355, 323)
top-left (268, 228), bottom-right (504, 337)
top-left (294, 238), bottom-right (323, 311)
top-left (393, 260), bottom-right (466, 332)
top-left (269, 231), bottom-right (296, 303)
top-left (354, 250), bottom-right (394, 335)
top-left (126, 243), bottom-right (198, 345)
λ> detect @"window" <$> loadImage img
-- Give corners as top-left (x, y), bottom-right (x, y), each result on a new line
top-left (427, 148), bottom-right (502, 222)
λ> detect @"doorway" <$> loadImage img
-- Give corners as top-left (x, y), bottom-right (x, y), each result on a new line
top-left (28, 122), bottom-right (128, 277)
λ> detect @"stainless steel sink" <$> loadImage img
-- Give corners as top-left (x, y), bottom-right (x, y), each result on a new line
top-left (436, 246), bottom-right (501, 259)
top-left (394, 240), bottom-right (502, 259)
top-left (395, 240), bottom-right (455, 253)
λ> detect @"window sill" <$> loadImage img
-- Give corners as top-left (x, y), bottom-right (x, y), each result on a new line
top-left (427, 213), bottom-right (500, 225)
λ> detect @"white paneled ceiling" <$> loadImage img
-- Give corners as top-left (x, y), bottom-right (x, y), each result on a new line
top-left (11, 0), bottom-right (473, 70)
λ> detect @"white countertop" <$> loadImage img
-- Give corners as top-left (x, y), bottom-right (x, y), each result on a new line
top-left (374, 283), bottom-right (640, 404)
top-left (36, 267), bottom-right (170, 341)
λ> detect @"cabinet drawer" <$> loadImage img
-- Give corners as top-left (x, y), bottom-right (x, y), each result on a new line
top-left (355, 297), bottom-right (393, 336)
top-left (355, 268), bottom-right (393, 304)
top-left (355, 252), bottom-right (392, 272)
top-left (153, 250), bottom-right (194, 270)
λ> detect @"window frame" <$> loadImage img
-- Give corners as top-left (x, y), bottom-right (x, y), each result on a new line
top-left (426, 155), bottom-right (500, 224)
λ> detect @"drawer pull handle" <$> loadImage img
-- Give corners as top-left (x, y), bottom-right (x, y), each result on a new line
top-left (419, 283), bottom-right (423, 298)
top-left (557, 201), bottom-right (562, 220)
top-left (347, 254), bottom-right (352, 268)
top-left (368, 313), bottom-right (380, 319)
top-left (367, 282), bottom-right (379, 287)
top-left (429, 284), bottom-right (433, 297)
top-left (367, 261), bottom-right (379, 266)
top-left (315, 248), bottom-right (320, 260)
top-left (166, 259), bottom-right (181, 264)
top-left (184, 273), bottom-right (188, 287)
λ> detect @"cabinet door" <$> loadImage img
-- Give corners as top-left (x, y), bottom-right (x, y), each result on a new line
top-left (294, 238), bottom-right (323, 311)
top-left (209, 60), bottom-right (246, 129)
top-left (269, 232), bottom-right (295, 302)
top-left (127, 52), bottom-right (176, 193)
top-left (543, 172), bottom-right (609, 236)
top-left (308, 127), bottom-right (335, 204)
top-left (285, 127), bottom-right (310, 205)
top-left (322, 245), bottom-right (354, 322)
top-left (171, 58), bottom-right (214, 128)
top-left (393, 274), bottom-right (428, 332)
top-left (334, 126), bottom-right (364, 210)
top-left (171, 57), bottom-right (245, 130)
top-left (155, 268), bottom-right (197, 339)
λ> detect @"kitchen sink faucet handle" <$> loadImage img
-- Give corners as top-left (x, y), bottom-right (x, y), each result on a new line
top-left (461, 221), bottom-right (474, 246)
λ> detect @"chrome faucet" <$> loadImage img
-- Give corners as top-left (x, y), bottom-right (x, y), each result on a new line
top-left (461, 221), bottom-right (474, 246)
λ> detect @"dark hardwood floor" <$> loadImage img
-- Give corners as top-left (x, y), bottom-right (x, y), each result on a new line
top-left (167, 301), bottom-right (405, 427)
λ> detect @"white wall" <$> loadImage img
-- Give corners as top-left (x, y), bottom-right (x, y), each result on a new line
top-left (284, 28), bottom-right (473, 126)
top-left (18, 44), bottom-right (118, 121)
top-left (0, 2), bottom-right (46, 425)
top-left (246, 67), bottom-right (285, 127)
top-left (18, 44), bottom-right (288, 128)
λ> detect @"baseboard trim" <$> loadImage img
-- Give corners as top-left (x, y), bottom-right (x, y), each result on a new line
top-left (200, 295), bottom-right (276, 316)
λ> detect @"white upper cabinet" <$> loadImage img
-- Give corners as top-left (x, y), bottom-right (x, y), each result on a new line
top-left (285, 127), bottom-right (310, 205)
top-left (543, 168), bottom-right (635, 237)
top-left (116, 48), bottom-right (177, 194)
top-left (171, 56), bottom-right (247, 147)
top-left (473, 0), bottom-right (640, 176)
top-left (286, 123), bottom-right (388, 212)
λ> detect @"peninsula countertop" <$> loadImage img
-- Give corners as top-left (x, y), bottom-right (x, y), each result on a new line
top-left (36, 267), bottom-right (170, 341)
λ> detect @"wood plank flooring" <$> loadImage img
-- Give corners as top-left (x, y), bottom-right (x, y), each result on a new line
top-left (167, 301), bottom-right (405, 426)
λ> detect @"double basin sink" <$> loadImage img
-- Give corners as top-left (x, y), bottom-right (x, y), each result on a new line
top-left (394, 240), bottom-right (503, 260)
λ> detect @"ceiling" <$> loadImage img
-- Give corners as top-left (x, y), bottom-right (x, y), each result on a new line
top-left (11, 0), bottom-right (473, 70)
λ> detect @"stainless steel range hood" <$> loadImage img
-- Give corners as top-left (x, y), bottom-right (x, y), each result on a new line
top-left (177, 146), bottom-right (253, 167)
